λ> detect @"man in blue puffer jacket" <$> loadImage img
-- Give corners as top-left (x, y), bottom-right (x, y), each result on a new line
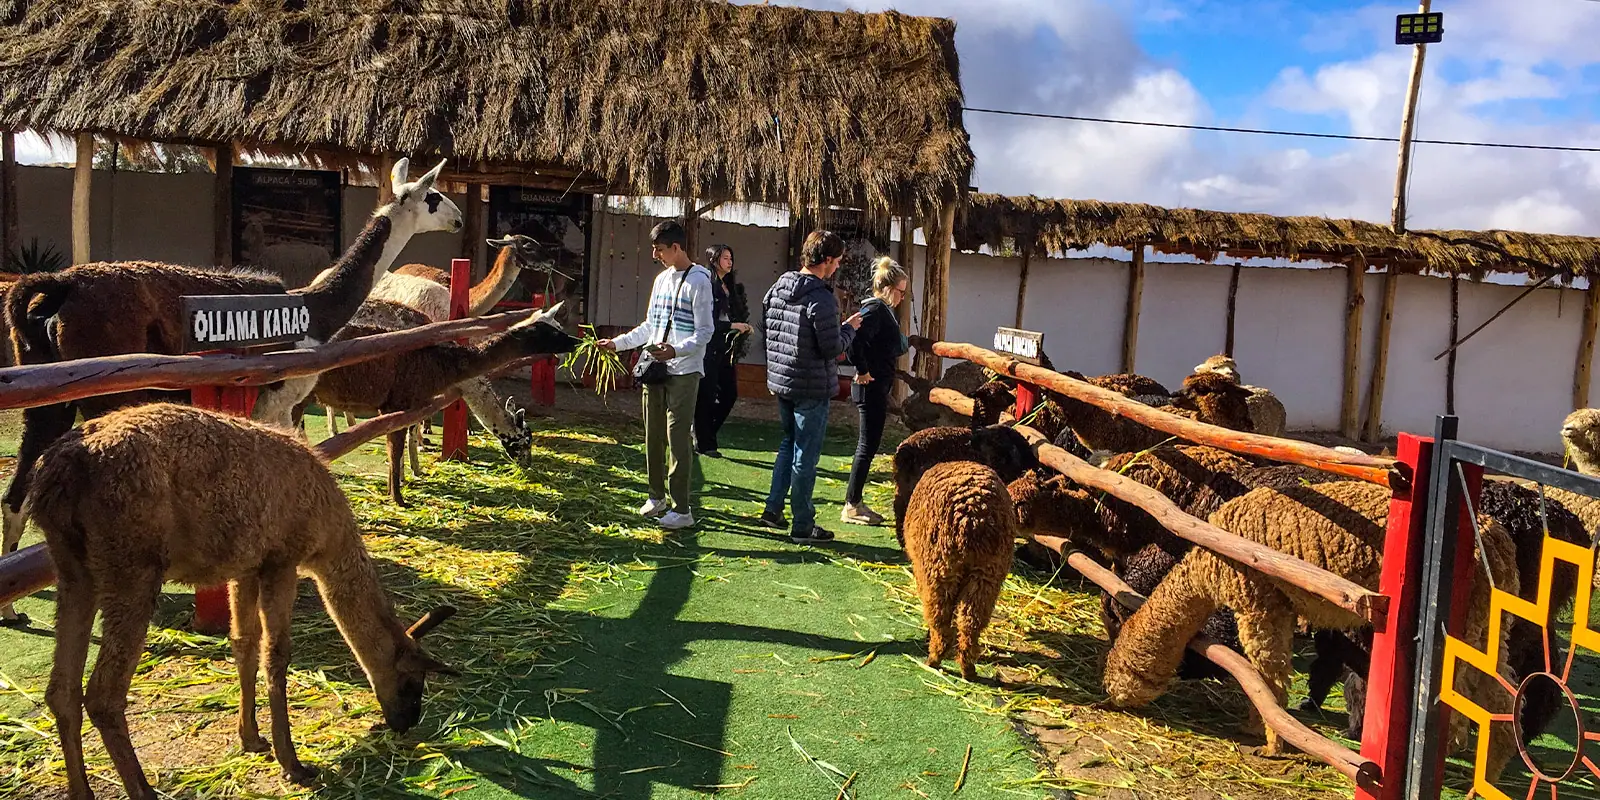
top-left (758, 230), bottom-right (863, 543)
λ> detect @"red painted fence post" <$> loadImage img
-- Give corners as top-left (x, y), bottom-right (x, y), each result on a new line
top-left (529, 293), bottom-right (556, 406)
top-left (1357, 433), bottom-right (1431, 800)
top-left (188, 375), bottom-right (259, 636)
top-left (440, 258), bottom-right (471, 461)
top-left (1014, 383), bottom-right (1037, 418)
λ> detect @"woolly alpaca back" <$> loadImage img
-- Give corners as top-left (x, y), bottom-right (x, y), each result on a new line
top-left (904, 461), bottom-right (1016, 561)
top-left (1172, 372), bottom-right (1254, 433)
top-left (891, 425), bottom-right (1038, 544)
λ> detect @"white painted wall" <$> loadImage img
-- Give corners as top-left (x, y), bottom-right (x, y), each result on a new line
top-left (2, 164), bottom-right (1589, 453)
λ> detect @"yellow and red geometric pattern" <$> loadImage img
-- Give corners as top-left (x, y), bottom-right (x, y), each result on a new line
top-left (1441, 535), bottom-right (1600, 800)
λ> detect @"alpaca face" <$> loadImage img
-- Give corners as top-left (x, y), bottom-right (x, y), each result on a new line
top-left (1175, 372), bottom-right (1254, 432)
top-left (387, 158), bottom-right (464, 237)
top-left (969, 425), bottom-right (1039, 482)
top-left (376, 606), bottom-right (458, 734)
top-left (1193, 354), bottom-right (1240, 382)
top-left (1008, 472), bottom-right (1100, 544)
top-left (506, 302), bottom-right (582, 355)
top-left (1561, 408), bottom-right (1600, 468)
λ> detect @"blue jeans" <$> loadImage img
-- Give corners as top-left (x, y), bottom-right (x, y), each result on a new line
top-left (765, 396), bottom-right (831, 534)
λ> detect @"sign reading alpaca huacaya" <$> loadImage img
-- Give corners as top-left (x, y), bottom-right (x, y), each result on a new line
top-left (993, 327), bottom-right (1045, 365)
top-left (182, 294), bottom-right (312, 353)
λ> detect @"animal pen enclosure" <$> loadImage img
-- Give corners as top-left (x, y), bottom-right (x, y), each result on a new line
top-left (925, 336), bottom-right (1600, 800)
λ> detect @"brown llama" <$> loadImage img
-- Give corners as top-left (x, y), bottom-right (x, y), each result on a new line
top-left (298, 301), bottom-right (580, 506)
top-left (902, 461), bottom-right (1016, 681)
top-left (30, 403), bottom-right (457, 800)
top-left (0, 158), bottom-right (462, 625)
top-left (389, 234), bottom-right (552, 318)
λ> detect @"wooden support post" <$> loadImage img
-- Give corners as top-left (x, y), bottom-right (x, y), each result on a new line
top-left (1341, 257), bottom-right (1367, 440)
top-left (894, 216), bottom-right (917, 406)
top-left (441, 258), bottom-right (472, 461)
top-left (1122, 246), bottom-right (1145, 373)
top-left (72, 132), bottom-right (93, 264)
top-left (1391, 0), bottom-right (1432, 233)
top-left (1446, 275), bottom-right (1459, 415)
top-left (1575, 283), bottom-right (1600, 410)
top-left (461, 183), bottom-right (483, 278)
top-left (914, 202), bottom-right (957, 381)
top-left (1224, 264), bottom-right (1242, 357)
top-left (1363, 273), bottom-right (1399, 443)
top-left (213, 143), bottom-right (234, 268)
top-left (1014, 248), bottom-right (1031, 328)
top-left (1, 130), bottom-right (16, 268)
top-left (377, 154), bottom-right (396, 206)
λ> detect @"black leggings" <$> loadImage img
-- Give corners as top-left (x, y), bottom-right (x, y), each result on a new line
top-left (845, 379), bottom-right (891, 505)
top-left (694, 343), bottom-right (739, 452)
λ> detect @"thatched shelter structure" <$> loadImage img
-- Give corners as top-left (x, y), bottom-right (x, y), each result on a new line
top-left (0, 0), bottom-right (973, 332)
top-left (956, 193), bottom-right (1600, 281)
top-left (950, 192), bottom-right (1600, 444)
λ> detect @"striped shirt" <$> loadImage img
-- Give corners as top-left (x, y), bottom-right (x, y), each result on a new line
top-left (611, 263), bottom-right (716, 376)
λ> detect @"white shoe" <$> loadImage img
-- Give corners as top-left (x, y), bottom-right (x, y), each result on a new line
top-left (659, 511), bottom-right (695, 530)
top-left (639, 498), bottom-right (669, 518)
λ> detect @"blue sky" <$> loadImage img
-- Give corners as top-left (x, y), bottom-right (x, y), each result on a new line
top-left (757, 0), bottom-right (1600, 234)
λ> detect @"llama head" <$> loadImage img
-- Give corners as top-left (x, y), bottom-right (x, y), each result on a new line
top-left (374, 605), bottom-right (458, 734)
top-left (1562, 408), bottom-right (1600, 473)
top-left (505, 301), bottom-right (582, 355)
top-left (1193, 354), bottom-right (1240, 382)
top-left (488, 234), bottom-right (554, 271)
top-left (497, 395), bottom-right (533, 463)
top-left (1174, 372), bottom-right (1254, 432)
top-left (383, 157), bottom-right (464, 237)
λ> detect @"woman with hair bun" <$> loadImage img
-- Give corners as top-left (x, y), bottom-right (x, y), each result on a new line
top-left (841, 256), bottom-right (910, 526)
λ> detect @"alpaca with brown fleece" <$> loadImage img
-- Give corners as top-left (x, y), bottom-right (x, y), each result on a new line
top-left (891, 424), bottom-right (1038, 546)
top-left (903, 461), bottom-right (1016, 681)
top-left (1193, 354), bottom-right (1287, 437)
top-left (29, 404), bottom-right (457, 799)
top-left (1103, 481), bottom-right (1517, 775)
top-left (968, 380), bottom-right (1015, 428)
top-left (896, 361), bottom-right (992, 431)
top-left (1043, 371), bottom-right (1252, 454)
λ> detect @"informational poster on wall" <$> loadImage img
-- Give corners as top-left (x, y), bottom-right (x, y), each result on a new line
top-left (486, 186), bottom-right (592, 317)
top-left (231, 166), bottom-right (342, 290)
top-left (789, 207), bottom-right (889, 309)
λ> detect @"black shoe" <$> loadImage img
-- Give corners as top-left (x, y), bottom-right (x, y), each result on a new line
top-left (698, 449), bottom-right (723, 458)
top-left (758, 510), bottom-right (786, 529)
top-left (790, 526), bottom-right (835, 544)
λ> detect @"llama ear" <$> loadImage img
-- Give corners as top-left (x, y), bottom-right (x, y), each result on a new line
top-left (514, 408), bottom-right (526, 426)
top-left (405, 605), bottom-right (457, 640)
top-left (540, 300), bottom-right (566, 321)
top-left (389, 157), bottom-right (411, 192)
top-left (487, 236), bottom-right (516, 248)
top-left (415, 652), bottom-right (460, 677)
top-left (414, 159), bottom-right (447, 192)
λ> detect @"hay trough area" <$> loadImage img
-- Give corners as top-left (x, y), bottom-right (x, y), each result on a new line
top-left (0, 383), bottom-right (1561, 800)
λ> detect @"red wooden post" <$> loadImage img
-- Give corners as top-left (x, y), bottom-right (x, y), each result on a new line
top-left (1358, 433), bottom-right (1432, 800)
top-left (529, 293), bottom-right (557, 406)
top-left (441, 258), bottom-right (471, 461)
top-left (188, 370), bottom-right (258, 636)
top-left (1015, 383), bottom-right (1038, 418)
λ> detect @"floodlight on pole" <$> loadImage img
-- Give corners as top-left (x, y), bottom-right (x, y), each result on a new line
top-left (1395, 12), bottom-right (1443, 45)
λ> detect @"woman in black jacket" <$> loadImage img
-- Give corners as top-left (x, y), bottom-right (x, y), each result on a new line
top-left (841, 256), bottom-right (910, 525)
top-left (695, 244), bottom-right (753, 457)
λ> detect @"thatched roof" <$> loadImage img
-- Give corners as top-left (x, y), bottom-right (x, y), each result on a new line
top-left (0, 0), bottom-right (972, 215)
top-left (956, 194), bottom-right (1600, 280)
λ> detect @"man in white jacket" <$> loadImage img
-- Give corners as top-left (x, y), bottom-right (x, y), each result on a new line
top-left (600, 220), bottom-right (715, 529)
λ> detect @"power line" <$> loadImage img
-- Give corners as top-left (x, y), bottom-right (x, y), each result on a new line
top-left (962, 106), bottom-right (1600, 153)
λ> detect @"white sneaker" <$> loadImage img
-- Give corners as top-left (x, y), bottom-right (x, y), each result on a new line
top-left (639, 498), bottom-right (669, 518)
top-left (659, 511), bottom-right (695, 530)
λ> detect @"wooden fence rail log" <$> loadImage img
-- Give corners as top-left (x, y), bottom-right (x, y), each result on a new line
top-left (0, 309), bottom-right (539, 412)
top-left (0, 388), bottom-right (468, 609)
top-left (1017, 424), bottom-right (1386, 624)
top-left (1031, 534), bottom-right (1380, 790)
top-left (927, 341), bottom-right (1405, 490)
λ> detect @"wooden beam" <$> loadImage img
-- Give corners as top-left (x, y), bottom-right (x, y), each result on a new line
top-left (1014, 248), bottom-right (1031, 328)
top-left (1224, 263), bottom-right (1242, 357)
top-left (1576, 283), bottom-right (1600, 410)
top-left (0, 542), bottom-right (52, 608)
top-left (1446, 275), bottom-right (1459, 415)
top-left (1122, 246), bottom-right (1145, 373)
top-left (1363, 272), bottom-right (1399, 442)
top-left (914, 201), bottom-right (957, 381)
top-left (1, 130), bottom-right (15, 269)
top-left (929, 341), bottom-right (1402, 488)
top-left (1012, 425), bottom-right (1385, 623)
top-left (72, 132), bottom-right (93, 264)
top-left (894, 216), bottom-right (917, 406)
top-left (317, 390), bottom-right (461, 462)
top-left (461, 183), bottom-right (483, 278)
top-left (683, 196), bottom-right (700, 260)
top-left (0, 309), bottom-right (540, 411)
top-left (1341, 257), bottom-right (1367, 440)
top-left (213, 143), bottom-right (234, 268)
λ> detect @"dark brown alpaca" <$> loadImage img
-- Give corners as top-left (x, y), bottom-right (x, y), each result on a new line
top-left (29, 403), bottom-right (457, 800)
top-left (0, 159), bottom-right (463, 624)
top-left (891, 424), bottom-right (1038, 546)
top-left (903, 461), bottom-right (1016, 681)
top-left (302, 301), bottom-right (580, 506)
top-left (1044, 370), bottom-right (1251, 455)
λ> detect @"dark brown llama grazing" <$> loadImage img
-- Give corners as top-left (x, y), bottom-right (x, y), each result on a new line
top-left (299, 301), bottom-right (579, 506)
top-left (903, 461), bottom-right (1016, 681)
top-left (30, 403), bottom-right (457, 800)
top-left (0, 158), bottom-right (462, 624)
